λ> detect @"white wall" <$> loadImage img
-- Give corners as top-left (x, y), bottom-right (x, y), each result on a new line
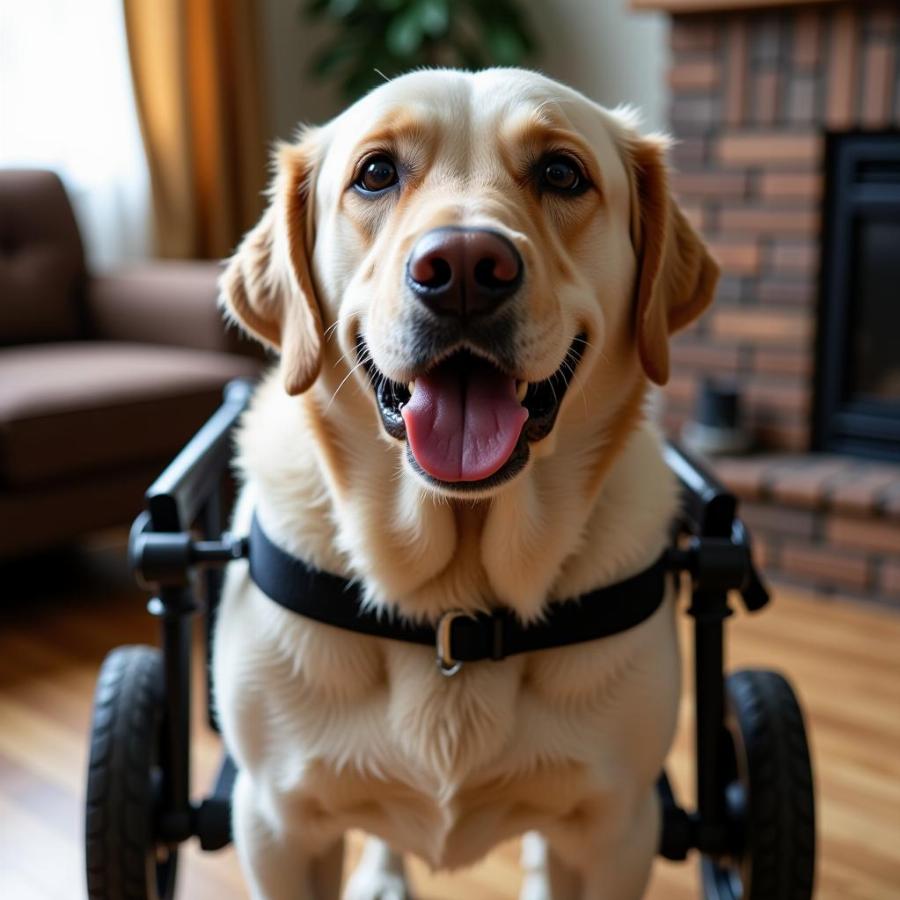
top-left (522, 0), bottom-right (670, 133)
top-left (261, 0), bottom-right (670, 140)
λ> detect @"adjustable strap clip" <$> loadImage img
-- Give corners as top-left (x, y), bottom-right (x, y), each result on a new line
top-left (435, 610), bottom-right (466, 676)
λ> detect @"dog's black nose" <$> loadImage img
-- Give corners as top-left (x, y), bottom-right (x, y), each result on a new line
top-left (407, 227), bottom-right (523, 317)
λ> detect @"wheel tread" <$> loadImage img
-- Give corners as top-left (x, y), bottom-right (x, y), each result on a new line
top-left (84, 645), bottom-right (175, 900)
top-left (727, 668), bottom-right (816, 900)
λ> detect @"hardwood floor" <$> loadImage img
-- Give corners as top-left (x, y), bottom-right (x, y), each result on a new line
top-left (1, 534), bottom-right (899, 899)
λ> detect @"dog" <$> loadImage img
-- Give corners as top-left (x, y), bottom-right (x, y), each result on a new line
top-left (212, 67), bottom-right (718, 900)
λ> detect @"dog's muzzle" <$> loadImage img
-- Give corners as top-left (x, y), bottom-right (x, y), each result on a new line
top-left (359, 334), bottom-right (587, 492)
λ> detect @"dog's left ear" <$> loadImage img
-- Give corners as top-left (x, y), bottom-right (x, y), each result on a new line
top-left (220, 135), bottom-right (324, 396)
top-left (627, 136), bottom-right (719, 385)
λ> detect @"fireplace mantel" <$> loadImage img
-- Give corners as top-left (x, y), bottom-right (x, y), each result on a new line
top-left (632, 0), bottom-right (844, 12)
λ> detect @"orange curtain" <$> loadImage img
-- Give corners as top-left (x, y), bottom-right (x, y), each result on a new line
top-left (123, 0), bottom-right (268, 259)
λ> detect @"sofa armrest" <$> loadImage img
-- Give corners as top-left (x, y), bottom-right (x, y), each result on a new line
top-left (86, 260), bottom-right (262, 357)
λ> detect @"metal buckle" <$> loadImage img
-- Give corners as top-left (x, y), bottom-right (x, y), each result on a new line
top-left (435, 610), bottom-right (466, 677)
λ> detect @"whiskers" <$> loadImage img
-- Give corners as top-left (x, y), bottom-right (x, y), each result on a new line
top-left (323, 314), bottom-right (354, 344)
top-left (555, 333), bottom-right (593, 417)
top-left (320, 323), bottom-right (385, 412)
top-left (557, 353), bottom-right (587, 417)
top-left (324, 346), bottom-right (373, 413)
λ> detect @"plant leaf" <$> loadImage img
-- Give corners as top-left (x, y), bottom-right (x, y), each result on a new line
top-left (450, 36), bottom-right (487, 71)
top-left (304, 0), bottom-right (331, 17)
top-left (386, 11), bottom-right (424, 58)
top-left (310, 39), bottom-right (361, 77)
top-left (328, 0), bottom-right (361, 16)
top-left (305, 0), bottom-right (540, 92)
top-left (416, 0), bottom-right (449, 37)
top-left (485, 24), bottom-right (526, 65)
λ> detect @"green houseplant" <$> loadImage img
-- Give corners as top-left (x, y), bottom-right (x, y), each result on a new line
top-left (305, 0), bottom-right (539, 100)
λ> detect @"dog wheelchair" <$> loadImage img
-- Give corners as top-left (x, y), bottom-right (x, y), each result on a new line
top-left (84, 379), bottom-right (815, 900)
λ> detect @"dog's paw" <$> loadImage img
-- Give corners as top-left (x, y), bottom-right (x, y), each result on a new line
top-left (343, 870), bottom-right (412, 900)
top-left (518, 832), bottom-right (551, 900)
top-left (343, 837), bottom-right (412, 900)
top-left (518, 871), bottom-right (552, 900)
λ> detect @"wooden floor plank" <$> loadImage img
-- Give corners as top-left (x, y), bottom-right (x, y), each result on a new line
top-left (1, 543), bottom-right (899, 898)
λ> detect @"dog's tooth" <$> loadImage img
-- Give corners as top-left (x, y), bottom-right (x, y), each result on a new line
top-left (516, 381), bottom-right (528, 401)
top-left (408, 381), bottom-right (416, 395)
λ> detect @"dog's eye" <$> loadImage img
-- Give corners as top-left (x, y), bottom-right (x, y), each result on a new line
top-left (539, 154), bottom-right (587, 195)
top-left (355, 155), bottom-right (399, 194)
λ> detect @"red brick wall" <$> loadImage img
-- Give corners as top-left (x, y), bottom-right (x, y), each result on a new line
top-left (664, 3), bottom-right (900, 450)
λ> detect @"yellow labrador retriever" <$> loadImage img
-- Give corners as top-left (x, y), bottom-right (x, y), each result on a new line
top-left (213, 68), bottom-right (717, 900)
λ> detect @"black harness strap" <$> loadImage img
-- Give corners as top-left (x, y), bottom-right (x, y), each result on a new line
top-left (248, 512), bottom-right (669, 666)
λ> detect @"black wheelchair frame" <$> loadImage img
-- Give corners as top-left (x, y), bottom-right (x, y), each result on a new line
top-left (86, 379), bottom-right (815, 900)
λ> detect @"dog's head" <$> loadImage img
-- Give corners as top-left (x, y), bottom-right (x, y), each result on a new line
top-left (222, 69), bottom-right (717, 497)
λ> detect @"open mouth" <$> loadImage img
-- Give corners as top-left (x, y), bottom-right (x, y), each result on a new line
top-left (360, 334), bottom-right (586, 490)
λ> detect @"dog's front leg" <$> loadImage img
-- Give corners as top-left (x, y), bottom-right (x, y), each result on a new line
top-left (233, 770), bottom-right (345, 900)
top-left (541, 788), bottom-right (659, 900)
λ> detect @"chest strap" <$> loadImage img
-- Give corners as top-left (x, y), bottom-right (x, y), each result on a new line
top-left (248, 512), bottom-right (669, 675)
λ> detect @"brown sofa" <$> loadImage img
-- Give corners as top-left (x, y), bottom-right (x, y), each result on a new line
top-left (0, 169), bottom-right (263, 557)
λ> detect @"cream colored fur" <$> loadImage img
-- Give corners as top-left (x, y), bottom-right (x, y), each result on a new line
top-left (213, 68), bottom-right (718, 900)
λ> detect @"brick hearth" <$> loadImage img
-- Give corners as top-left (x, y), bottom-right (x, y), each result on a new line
top-left (716, 454), bottom-right (900, 607)
top-left (637, 0), bottom-right (900, 607)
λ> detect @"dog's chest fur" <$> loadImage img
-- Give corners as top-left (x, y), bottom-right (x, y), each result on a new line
top-left (217, 571), bottom-right (679, 867)
top-left (214, 378), bottom-right (682, 867)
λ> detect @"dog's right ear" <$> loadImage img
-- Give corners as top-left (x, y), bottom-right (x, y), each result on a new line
top-left (220, 134), bottom-right (324, 396)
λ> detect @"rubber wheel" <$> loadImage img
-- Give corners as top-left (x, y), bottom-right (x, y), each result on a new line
top-left (702, 669), bottom-right (815, 900)
top-left (85, 646), bottom-right (177, 900)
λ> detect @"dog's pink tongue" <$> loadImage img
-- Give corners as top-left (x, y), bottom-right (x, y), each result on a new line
top-left (401, 357), bottom-right (528, 482)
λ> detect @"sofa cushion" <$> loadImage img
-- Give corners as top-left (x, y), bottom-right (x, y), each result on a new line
top-left (0, 170), bottom-right (86, 344)
top-left (86, 260), bottom-right (264, 359)
top-left (0, 342), bottom-right (260, 487)
top-left (0, 461), bottom-right (165, 558)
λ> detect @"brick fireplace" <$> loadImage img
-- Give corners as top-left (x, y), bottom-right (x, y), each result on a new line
top-left (634, 0), bottom-right (900, 607)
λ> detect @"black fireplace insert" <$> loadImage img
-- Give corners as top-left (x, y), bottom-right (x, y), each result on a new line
top-left (815, 132), bottom-right (900, 461)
